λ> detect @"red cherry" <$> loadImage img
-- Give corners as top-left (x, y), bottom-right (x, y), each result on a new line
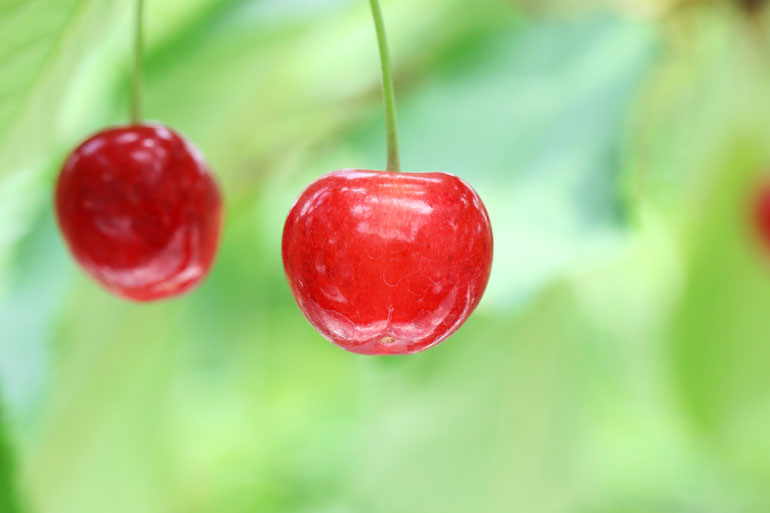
top-left (55, 124), bottom-right (223, 301)
top-left (754, 182), bottom-right (770, 254)
top-left (282, 169), bottom-right (493, 355)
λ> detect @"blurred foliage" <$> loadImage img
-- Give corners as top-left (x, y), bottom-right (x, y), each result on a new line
top-left (2, 0), bottom-right (770, 512)
top-left (0, 396), bottom-right (21, 513)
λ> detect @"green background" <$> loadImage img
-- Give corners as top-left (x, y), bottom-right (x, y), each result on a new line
top-left (2, 0), bottom-right (770, 511)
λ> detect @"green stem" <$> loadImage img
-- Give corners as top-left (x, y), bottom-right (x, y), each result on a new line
top-left (369, 0), bottom-right (401, 172)
top-left (131, 0), bottom-right (144, 124)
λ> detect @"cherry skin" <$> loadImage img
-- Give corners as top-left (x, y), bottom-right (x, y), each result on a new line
top-left (282, 169), bottom-right (493, 355)
top-left (56, 123), bottom-right (223, 302)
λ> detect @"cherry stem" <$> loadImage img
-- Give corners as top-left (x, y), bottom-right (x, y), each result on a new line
top-left (369, 0), bottom-right (401, 172)
top-left (131, 0), bottom-right (144, 124)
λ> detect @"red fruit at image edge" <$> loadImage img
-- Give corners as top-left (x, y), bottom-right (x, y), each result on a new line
top-left (282, 169), bottom-right (493, 355)
top-left (56, 124), bottom-right (223, 301)
top-left (755, 183), bottom-right (770, 248)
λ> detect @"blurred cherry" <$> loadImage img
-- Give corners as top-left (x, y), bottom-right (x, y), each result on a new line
top-left (754, 180), bottom-right (770, 248)
top-left (55, 1), bottom-right (223, 301)
top-left (56, 124), bottom-right (222, 301)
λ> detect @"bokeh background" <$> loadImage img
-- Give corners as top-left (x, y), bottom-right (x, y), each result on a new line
top-left (2, 0), bottom-right (770, 511)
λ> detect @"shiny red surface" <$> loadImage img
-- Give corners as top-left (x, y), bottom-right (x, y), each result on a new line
top-left (56, 124), bottom-right (223, 301)
top-left (282, 169), bottom-right (493, 355)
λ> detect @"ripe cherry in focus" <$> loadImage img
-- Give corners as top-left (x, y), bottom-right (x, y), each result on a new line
top-left (282, 169), bottom-right (493, 355)
top-left (56, 124), bottom-right (223, 301)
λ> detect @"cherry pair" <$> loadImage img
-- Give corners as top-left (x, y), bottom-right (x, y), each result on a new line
top-left (55, 0), bottom-right (493, 355)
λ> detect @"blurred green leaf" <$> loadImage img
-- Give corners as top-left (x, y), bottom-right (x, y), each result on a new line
top-left (626, 4), bottom-right (770, 507)
top-left (0, 395), bottom-right (21, 513)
